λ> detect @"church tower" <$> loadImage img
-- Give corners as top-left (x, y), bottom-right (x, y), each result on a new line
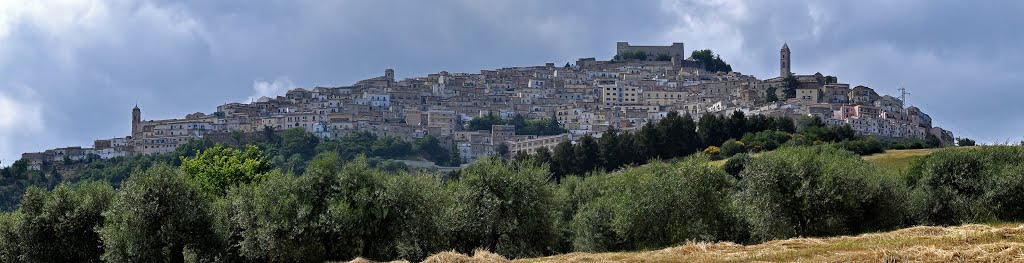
top-left (385, 68), bottom-right (395, 82)
top-left (132, 104), bottom-right (141, 138)
top-left (780, 43), bottom-right (792, 77)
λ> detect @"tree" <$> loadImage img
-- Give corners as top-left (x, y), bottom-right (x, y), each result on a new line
top-left (690, 49), bottom-right (733, 72)
top-left (220, 169), bottom-right (323, 259)
top-left (658, 111), bottom-right (684, 157)
top-left (448, 145), bottom-right (463, 167)
top-left (17, 182), bottom-right (113, 262)
top-left (413, 135), bottom-right (449, 165)
top-left (617, 132), bottom-right (644, 166)
top-left (513, 150), bottom-right (531, 163)
top-left (782, 75), bottom-right (800, 99)
top-left (571, 156), bottom-right (735, 251)
top-left (957, 137), bottom-right (977, 147)
top-left (281, 127), bottom-right (320, 160)
top-left (551, 141), bottom-right (576, 181)
top-left (0, 211), bottom-right (20, 263)
top-left (735, 146), bottom-right (905, 241)
top-left (574, 135), bottom-right (600, 174)
top-left (101, 165), bottom-right (218, 263)
top-left (678, 113), bottom-right (699, 154)
top-left (496, 143), bottom-right (510, 158)
top-left (723, 153), bottom-right (751, 179)
top-left (466, 112), bottom-right (506, 131)
top-left (720, 139), bottom-right (745, 157)
top-left (655, 54), bottom-right (672, 61)
top-left (638, 122), bottom-right (663, 159)
top-left (10, 159), bottom-right (28, 179)
top-left (774, 117), bottom-right (797, 133)
top-left (533, 147), bottom-right (553, 166)
top-left (742, 130), bottom-right (792, 152)
top-left (726, 110), bottom-right (748, 140)
top-left (698, 113), bottom-right (728, 148)
top-left (598, 127), bottom-right (622, 171)
top-left (170, 137), bottom-right (214, 165)
top-left (449, 158), bottom-right (557, 258)
top-left (832, 124), bottom-right (858, 142)
top-left (179, 145), bottom-right (273, 197)
top-left (925, 134), bottom-right (943, 148)
top-left (260, 125), bottom-right (280, 144)
top-left (765, 87), bottom-right (780, 103)
top-left (616, 50), bottom-right (648, 61)
top-left (659, 109), bottom-right (700, 156)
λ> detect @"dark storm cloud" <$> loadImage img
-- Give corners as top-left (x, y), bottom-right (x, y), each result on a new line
top-left (0, 0), bottom-right (1020, 163)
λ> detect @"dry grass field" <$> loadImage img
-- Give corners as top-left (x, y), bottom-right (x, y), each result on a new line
top-left (862, 148), bottom-right (943, 172)
top-left (709, 147), bottom-right (946, 171)
top-left (399, 223), bottom-right (1024, 263)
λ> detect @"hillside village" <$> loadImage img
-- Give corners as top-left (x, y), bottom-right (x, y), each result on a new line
top-left (19, 42), bottom-right (955, 170)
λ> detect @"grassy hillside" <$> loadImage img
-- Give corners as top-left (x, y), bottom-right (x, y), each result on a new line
top-left (709, 147), bottom-right (946, 171)
top-left (862, 148), bottom-right (942, 172)
top-left (414, 223), bottom-right (1024, 263)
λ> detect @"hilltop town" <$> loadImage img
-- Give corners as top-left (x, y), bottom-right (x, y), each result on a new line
top-left (18, 42), bottom-right (954, 169)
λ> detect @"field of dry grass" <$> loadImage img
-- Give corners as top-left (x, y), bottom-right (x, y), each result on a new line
top-left (862, 148), bottom-right (943, 172)
top-left (398, 223), bottom-right (1024, 263)
top-left (708, 148), bottom-right (945, 171)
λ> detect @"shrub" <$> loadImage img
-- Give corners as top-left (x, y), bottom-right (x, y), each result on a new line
top-left (218, 171), bottom-right (327, 262)
top-left (180, 145), bottom-right (272, 197)
top-left (742, 130), bottom-right (791, 152)
top-left (957, 137), bottom-right (977, 147)
top-left (448, 158), bottom-right (558, 258)
top-left (735, 146), bottom-right (906, 241)
top-left (570, 156), bottom-right (735, 251)
top-left (703, 146), bottom-right (721, 156)
top-left (720, 139), bottom-right (745, 157)
top-left (0, 212), bottom-right (19, 262)
top-left (723, 153), bottom-right (751, 179)
top-left (834, 137), bottom-right (885, 155)
top-left (908, 146), bottom-right (1024, 224)
top-left (101, 165), bottom-right (219, 262)
top-left (985, 164), bottom-right (1024, 219)
top-left (11, 182), bottom-right (114, 263)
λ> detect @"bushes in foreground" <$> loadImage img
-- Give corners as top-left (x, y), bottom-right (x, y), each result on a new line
top-left (568, 156), bottom-right (736, 251)
top-left (907, 146), bottom-right (1024, 225)
top-left (448, 159), bottom-right (558, 258)
top-left (1, 145), bottom-right (1022, 262)
top-left (734, 146), bottom-right (907, 241)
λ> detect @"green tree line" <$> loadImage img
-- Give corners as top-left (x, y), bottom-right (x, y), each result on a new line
top-left (465, 113), bottom-right (566, 136)
top-left (0, 142), bottom-right (1018, 262)
top-left (511, 111), bottom-right (941, 181)
top-left (0, 128), bottom-right (461, 211)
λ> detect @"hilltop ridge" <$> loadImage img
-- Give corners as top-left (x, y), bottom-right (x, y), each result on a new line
top-left (15, 41), bottom-right (955, 172)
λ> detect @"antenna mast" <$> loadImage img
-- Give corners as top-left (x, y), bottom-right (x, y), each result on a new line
top-left (898, 86), bottom-right (910, 114)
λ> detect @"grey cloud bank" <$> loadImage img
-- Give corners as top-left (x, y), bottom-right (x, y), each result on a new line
top-left (0, 0), bottom-right (1021, 163)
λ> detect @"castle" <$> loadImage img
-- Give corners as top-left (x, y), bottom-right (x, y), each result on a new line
top-left (616, 42), bottom-right (686, 65)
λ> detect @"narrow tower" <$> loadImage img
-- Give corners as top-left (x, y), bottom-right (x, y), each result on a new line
top-left (385, 68), bottom-right (395, 82)
top-left (132, 104), bottom-right (141, 138)
top-left (780, 43), bottom-right (791, 77)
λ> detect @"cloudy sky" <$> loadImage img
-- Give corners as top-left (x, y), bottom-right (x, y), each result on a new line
top-left (1, 0), bottom-right (1022, 164)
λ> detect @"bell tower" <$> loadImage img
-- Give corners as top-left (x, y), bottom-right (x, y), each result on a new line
top-left (780, 43), bottom-right (792, 77)
top-left (132, 104), bottom-right (141, 138)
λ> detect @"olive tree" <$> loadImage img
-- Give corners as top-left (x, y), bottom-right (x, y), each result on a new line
top-left (100, 165), bottom-right (218, 263)
top-left (735, 146), bottom-right (906, 241)
top-left (448, 157), bottom-right (558, 258)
